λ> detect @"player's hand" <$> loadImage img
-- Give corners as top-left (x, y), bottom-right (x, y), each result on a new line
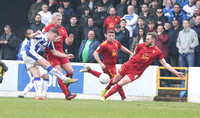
top-left (36, 30), bottom-right (42, 35)
top-left (65, 49), bottom-right (68, 54)
top-left (176, 72), bottom-right (185, 78)
top-left (66, 34), bottom-right (74, 46)
top-left (100, 63), bottom-right (106, 69)
top-left (67, 54), bottom-right (74, 59)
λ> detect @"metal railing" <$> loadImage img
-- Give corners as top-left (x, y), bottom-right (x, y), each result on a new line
top-left (157, 67), bottom-right (188, 90)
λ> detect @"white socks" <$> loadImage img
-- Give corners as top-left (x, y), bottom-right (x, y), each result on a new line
top-left (47, 66), bottom-right (67, 81)
top-left (42, 79), bottom-right (49, 97)
top-left (33, 77), bottom-right (42, 97)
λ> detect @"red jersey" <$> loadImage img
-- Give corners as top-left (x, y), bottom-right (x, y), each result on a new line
top-left (43, 23), bottom-right (68, 52)
top-left (96, 40), bottom-right (122, 65)
top-left (124, 43), bottom-right (163, 75)
top-left (103, 16), bottom-right (121, 33)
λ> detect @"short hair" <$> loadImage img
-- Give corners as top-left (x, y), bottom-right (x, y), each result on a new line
top-left (174, 3), bottom-right (181, 8)
top-left (107, 30), bottom-right (115, 34)
top-left (49, 28), bottom-right (59, 35)
top-left (138, 16), bottom-right (145, 21)
top-left (52, 12), bottom-right (62, 19)
top-left (142, 3), bottom-right (149, 7)
top-left (83, 5), bottom-right (90, 11)
top-left (70, 15), bottom-right (77, 20)
top-left (148, 20), bottom-right (155, 24)
top-left (42, 3), bottom-right (48, 6)
top-left (35, 14), bottom-right (41, 18)
top-left (4, 25), bottom-right (11, 29)
top-left (147, 32), bottom-right (157, 40)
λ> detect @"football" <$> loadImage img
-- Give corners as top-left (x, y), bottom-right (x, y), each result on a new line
top-left (99, 73), bottom-right (110, 84)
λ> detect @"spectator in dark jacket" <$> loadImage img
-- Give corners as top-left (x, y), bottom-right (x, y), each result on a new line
top-left (132, 16), bottom-right (148, 38)
top-left (192, 15), bottom-right (200, 67)
top-left (79, 6), bottom-right (92, 28)
top-left (93, 2), bottom-right (108, 42)
top-left (152, 8), bottom-right (168, 27)
top-left (76, 0), bottom-right (87, 19)
top-left (57, 4), bottom-right (68, 26)
top-left (139, 3), bottom-right (153, 25)
top-left (78, 30), bottom-right (100, 62)
top-left (0, 25), bottom-right (17, 60)
top-left (28, 0), bottom-right (43, 24)
top-left (116, 0), bottom-right (128, 17)
top-left (114, 24), bottom-right (129, 64)
top-left (64, 15), bottom-right (83, 62)
top-left (30, 14), bottom-right (45, 32)
top-left (63, 0), bottom-right (75, 16)
top-left (82, 17), bottom-right (100, 42)
top-left (168, 17), bottom-right (183, 66)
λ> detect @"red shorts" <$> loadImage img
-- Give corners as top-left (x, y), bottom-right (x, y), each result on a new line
top-left (118, 63), bottom-right (141, 81)
top-left (103, 65), bottom-right (116, 78)
top-left (45, 52), bottom-right (70, 67)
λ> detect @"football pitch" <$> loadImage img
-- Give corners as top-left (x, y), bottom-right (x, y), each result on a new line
top-left (0, 97), bottom-right (200, 118)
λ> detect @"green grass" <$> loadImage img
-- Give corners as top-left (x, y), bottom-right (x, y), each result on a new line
top-left (0, 97), bottom-right (200, 118)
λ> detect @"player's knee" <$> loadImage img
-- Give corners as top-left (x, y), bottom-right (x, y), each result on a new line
top-left (42, 73), bottom-right (49, 79)
top-left (67, 70), bottom-right (73, 75)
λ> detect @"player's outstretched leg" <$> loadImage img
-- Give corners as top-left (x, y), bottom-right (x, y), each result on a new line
top-left (101, 84), bottom-right (122, 102)
top-left (100, 78), bottom-right (114, 97)
top-left (18, 81), bottom-right (34, 98)
top-left (80, 66), bottom-right (102, 77)
top-left (46, 66), bottom-right (78, 84)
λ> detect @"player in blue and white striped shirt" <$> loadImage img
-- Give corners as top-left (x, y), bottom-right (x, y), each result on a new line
top-left (22, 28), bottom-right (78, 100)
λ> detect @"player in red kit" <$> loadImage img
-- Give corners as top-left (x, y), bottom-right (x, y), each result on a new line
top-left (103, 7), bottom-right (121, 37)
top-left (43, 12), bottom-right (76, 100)
top-left (80, 30), bottom-right (133, 100)
top-left (100, 32), bottom-right (185, 102)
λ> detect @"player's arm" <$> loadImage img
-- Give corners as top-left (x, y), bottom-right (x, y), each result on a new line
top-left (50, 49), bottom-right (74, 59)
top-left (93, 51), bottom-right (106, 69)
top-left (29, 30), bottom-right (42, 39)
top-left (65, 34), bottom-right (74, 46)
top-left (120, 46), bottom-right (134, 57)
top-left (159, 59), bottom-right (185, 78)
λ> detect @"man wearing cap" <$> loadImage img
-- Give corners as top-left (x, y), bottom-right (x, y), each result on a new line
top-left (168, 17), bottom-right (183, 67)
top-left (0, 57), bottom-right (8, 84)
top-left (114, 24), bottom-right (129, 64)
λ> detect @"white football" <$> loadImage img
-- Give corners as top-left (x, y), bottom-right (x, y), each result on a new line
top-left (99, 73), bottom-right (110, 84)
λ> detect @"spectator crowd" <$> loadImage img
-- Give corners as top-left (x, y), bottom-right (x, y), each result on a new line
top-left (0, 0), bottom-right (200, 68)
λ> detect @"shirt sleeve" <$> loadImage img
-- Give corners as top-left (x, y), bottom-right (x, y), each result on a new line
top-left (158, 50), bottom-right (164, 60)
top-left (42, 26), bottom-right (49, 33)
top-left (34, 34), bottom-right (43, 40)
top-left (96, 43), bottom-right (105, 54)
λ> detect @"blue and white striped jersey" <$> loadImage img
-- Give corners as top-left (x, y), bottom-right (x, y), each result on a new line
top-left (24, 32), bottom-right (55, 55)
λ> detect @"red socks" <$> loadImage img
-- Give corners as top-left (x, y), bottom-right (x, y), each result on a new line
top-left (88, 69), bottom-right (102, 77)
top-left (105, 84), bottom-right (122, 99)
top-left (106, 78), bottom-right (114, 90)
top-left (57, 78), bottom-right (69, 97)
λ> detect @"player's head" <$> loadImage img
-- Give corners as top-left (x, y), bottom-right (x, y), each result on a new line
top-left (47, 28), bottom-right (59, 41)
top-left (25, 29), bottom-right (34, 40)
top-left (52, 12), bottom-right (62, 27)
top-left (145, 32), bottom-right (157, 47)
top-left (106, 30), bottom-right (115, 43)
